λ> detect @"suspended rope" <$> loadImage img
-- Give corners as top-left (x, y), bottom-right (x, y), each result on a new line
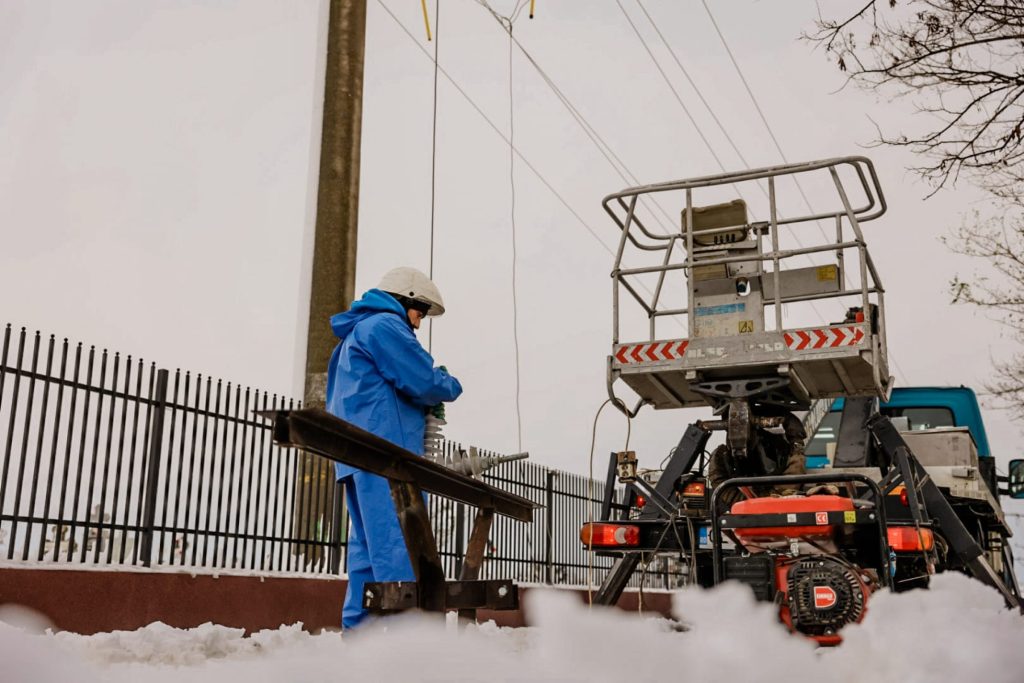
top-left (476, 0), bottom-right (527, 452)
top-left (427, 0), bottom-right (440, 354)
top-left (507, 15), bottom-right (523, 453)
top-left (424, 0), bottom-right (529, 450)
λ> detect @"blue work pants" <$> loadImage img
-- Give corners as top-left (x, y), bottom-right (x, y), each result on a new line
top-left (341, 472), bottom-right (416, 629)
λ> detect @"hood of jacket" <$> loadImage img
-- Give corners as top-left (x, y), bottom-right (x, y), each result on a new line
top-left (330, 289), bottom-right (407, 341)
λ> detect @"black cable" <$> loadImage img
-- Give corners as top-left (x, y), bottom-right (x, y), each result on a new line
top-left (427, 0), bottom-right (440, 355)
top-left (478, 0), bottom-right (679, 237)
top-left (507, 16), bottom-right (523, 454)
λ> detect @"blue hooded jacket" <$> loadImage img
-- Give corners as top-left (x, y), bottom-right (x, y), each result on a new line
top-left (326, 288), bottom-right (463, 629)
top-left (325, 288), bottom-right (463, 479)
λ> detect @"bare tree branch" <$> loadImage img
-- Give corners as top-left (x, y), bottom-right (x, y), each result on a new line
top-left (945, 201), bottom-right (1024, 417)
top-left (808, 0), bottom-right (1024, 189)
top-left (808, 3), bottom-right (1024, 415)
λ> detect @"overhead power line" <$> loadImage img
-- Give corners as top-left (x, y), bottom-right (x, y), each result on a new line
top-left (614, 0), bottom-right (731, 177)
top-left (699, 0), bottom-right (910, 387)
top-left (626, 0), bottom-right (834, 254)
top-left (633, 0), bottom-right (752, 171)
top-left (475, 0), bottom-right (680, 238)
top-left (619, 0), bottom-right (781, 229)
top-left (698, 0), bottom-right (830, 245)
top-left (473, 0), bottom-right (696, 324)
top-left (374, 0), bottom-right (616, 259)
top-left (700, 1), bottom-right (795, 170)
top-left (615, 2), bottom-right (837, 296)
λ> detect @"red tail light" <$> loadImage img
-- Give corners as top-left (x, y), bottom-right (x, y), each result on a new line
top-left (890, 485), bottom-right (909, 506)
top-left (888, 526), bottom-right (935, 552)
top-left (580, 523), bottom-right (640, 548)
top-left (635, 495), bottom-right (646, 509)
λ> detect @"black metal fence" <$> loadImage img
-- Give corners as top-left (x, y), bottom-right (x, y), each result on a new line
top-left (431, 455), bottom-right (619, 587)
top-left (0, 324), bottom-right (682, 590)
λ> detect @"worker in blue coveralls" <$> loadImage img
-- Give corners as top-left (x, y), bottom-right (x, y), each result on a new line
top-left (325, 266), bottom-right (463, 630)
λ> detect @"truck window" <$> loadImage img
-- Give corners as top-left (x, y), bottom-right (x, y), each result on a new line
top-left (805, 407), bottom-right (956, 460)
top-left (806, 411), bottom-right (841, 457)
top-left (883, 407), bottom-right (954, 431)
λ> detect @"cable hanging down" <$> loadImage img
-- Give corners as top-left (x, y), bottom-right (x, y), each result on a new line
top-left (506, 8), bottom-right (524, 454)
top-left (427, 0), bottom-right (440, 354)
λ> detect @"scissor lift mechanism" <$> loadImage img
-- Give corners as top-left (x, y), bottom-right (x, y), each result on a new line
top-left (604, 157), bottom-right (893, 414)
top-left (263, 409), bottom-right (535, 618)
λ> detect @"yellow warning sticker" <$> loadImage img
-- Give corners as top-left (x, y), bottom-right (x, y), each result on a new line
top-left (817, 265), bottom-right (838, 281)
top-left (738, 320), bottom-right (755, 334)
top-left (844, 510), bottom-right (857, 523)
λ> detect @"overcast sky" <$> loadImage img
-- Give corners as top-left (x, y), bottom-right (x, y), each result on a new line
top-left (2, 0), bottom-right (1021, 481)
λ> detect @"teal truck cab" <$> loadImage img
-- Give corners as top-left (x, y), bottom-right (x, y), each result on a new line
top-left (806, 387), bottom-right (1021, 592)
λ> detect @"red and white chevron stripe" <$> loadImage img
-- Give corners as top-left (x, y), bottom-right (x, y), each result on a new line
top-left (614, 340), bottom-right (689, 365)
top-left (783, 326), bottom-right (865, 351)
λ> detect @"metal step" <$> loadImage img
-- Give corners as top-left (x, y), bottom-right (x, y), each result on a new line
top-left (802, 397), bottom-right (836, 440)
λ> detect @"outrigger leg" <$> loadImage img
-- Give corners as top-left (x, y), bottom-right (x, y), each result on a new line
top-left (868, 414), bottom-right (1021, 611)
top-left (592, 424), bottom-right (711, 605)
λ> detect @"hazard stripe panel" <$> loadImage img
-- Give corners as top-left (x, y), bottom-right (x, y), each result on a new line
top-left (614, 326), bottom-right (864, 365)
top-left (783, 326), bottom-right (865, 351)
top-left (613, 340), bottom-right (689, 365)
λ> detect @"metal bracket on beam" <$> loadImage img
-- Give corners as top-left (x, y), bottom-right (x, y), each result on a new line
top-left (363, 579), bottom-right (518, 612)
top-left (260, 408), bottom-right (534, 522)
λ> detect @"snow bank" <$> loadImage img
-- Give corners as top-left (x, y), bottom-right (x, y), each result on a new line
top-left (2, 573), bottom-right (1022, 682)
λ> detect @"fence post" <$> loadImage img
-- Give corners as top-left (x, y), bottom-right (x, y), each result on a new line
top-left (453, 502), bottom-right (466, 577)
top-left (329, 479), bottom-right (345, 574)
top-left (545, 470), bottom-right (556, 585)
top-left (140, 368), bottom-right (169, 567)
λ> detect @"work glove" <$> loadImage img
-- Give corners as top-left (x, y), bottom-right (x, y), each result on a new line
top-left (427, 366), bottom-right (450, 420)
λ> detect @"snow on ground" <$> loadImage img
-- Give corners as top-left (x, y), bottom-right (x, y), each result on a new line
top-left (2, 573), bottom-right (1022, 683)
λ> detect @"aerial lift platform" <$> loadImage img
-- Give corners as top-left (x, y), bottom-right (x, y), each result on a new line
top-left (604, 156), bottom-right (892, 415)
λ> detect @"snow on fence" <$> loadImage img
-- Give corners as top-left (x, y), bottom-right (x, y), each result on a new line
top-left (0, 324), bottom-right (683, 590)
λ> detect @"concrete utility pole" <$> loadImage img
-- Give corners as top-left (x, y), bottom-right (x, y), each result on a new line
top-left (304, 0), bottom-right (367, 409)
top-left (296, 0), bottom-right (366, 568)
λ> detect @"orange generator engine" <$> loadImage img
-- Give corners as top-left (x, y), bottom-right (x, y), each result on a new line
top-left (726, 495), bottom-right (880, 645)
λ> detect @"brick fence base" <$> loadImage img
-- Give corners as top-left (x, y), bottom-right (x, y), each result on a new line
top-left (0, 565), bottom-right (673, 634)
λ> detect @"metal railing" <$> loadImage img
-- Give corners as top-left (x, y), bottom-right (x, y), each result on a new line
top-left (602, 157), bottom-right (888, 343)
top-left (0, 323), bottom-right (683, 590)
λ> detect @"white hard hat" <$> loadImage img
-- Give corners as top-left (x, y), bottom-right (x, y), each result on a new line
top-left (378, 267), bottom-right (446, 316)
